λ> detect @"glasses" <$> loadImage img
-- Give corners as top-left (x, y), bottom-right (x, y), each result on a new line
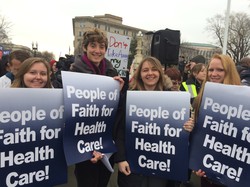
top-left (172, 80), bottom-right (182, 85)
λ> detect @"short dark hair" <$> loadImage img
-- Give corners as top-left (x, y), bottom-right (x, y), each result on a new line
top-left (190, 55), bottom-right (205, 64)
top-left (82, 28), bottom-right (108, 52)
top-left (9, 50), bottom-right (31, 65)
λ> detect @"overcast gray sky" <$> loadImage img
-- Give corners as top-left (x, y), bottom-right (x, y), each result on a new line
top-left (1, 0), bottom-right (249, 59)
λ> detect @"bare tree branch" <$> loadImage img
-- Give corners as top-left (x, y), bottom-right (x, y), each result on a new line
top-left (0, 15), bottom-right (12, 43)
top-left (206, 12), bottom-right (250, 62)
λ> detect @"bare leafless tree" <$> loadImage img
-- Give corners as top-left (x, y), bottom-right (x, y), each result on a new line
top-left (206, 12), bottom-right (250, 63)
top-left (0, 15), bottom-right (12, 43)
top-left (40, 51), bottom-right (56, 62)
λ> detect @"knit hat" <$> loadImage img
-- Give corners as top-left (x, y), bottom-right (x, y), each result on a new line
top-left (50, 59), bottom-right (57, 67)
top-left (190, 55), bottom-right (205, 64)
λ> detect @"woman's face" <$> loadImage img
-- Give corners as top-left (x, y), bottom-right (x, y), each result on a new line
top-left (171, 80), bottom-right (181, 91)
top-left (23, 62), bottom-right (48, 88)
top-left (85, 41), bottom-right (106, 66)
top-left (195, 66), bottom-right (206, 82)
top-left (52, 62), bottom-right (58, 72)
top-left (208, 58), bottom-right (225, 83)
top-left (140, 61), bottom-right (160, 90)
top-left (10, 59), bottom-right (22, 76)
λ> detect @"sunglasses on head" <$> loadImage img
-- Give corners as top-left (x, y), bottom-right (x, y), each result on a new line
top-left (172, 80), bottom-right (182, 85)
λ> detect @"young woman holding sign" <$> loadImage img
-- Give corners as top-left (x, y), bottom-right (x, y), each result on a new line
top-left (115, 56), bottom-right (194, 187)
top-left (193, 54), bottom-right (241, 187)
top-left (70, 28), bottom-right (124, 187)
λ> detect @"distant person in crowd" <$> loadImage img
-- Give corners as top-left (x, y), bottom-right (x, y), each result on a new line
top-left (11, 57), bottom-right (52, 88)
top-left (193, 54), bottom-right (241, 187)
top-left (54, 55), bottom-right (74, 86)
top-left (178, 55), bottom-right (187, 76)
top-left (165, 67), bottom-right (182, 91)
top-left (183, 55), bottom-right (205, 81)
top-left (70, 28), bottom-right (124, 187)
top-left (0, 50), bottom-right (31, 88)
top-left (236, 56), bottom-right (250, 86)
top-left (50, 69), bottom-right (63, 88)
top-left (115, 56), bottom-right (194, 187)
top-left (180, 63), bottom-right (206, 104)
top-left (49, 59), bottom-right (62, 88)
top-left (50, 59), bottom-right (58, 73)
top-left (0, 54), bottom-right (10, 77)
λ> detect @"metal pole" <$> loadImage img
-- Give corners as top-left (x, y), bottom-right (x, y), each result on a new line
top-left (222, 0), bottom-right (231, 54)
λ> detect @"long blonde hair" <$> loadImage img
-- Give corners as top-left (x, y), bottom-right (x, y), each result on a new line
top-left (193, 54), bottom-right (241, 121)
top-left (11, 57), bottom-right (52, 88)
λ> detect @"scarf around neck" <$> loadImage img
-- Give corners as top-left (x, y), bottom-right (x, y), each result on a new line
top-left (82, 54), bottom-right (106, 75)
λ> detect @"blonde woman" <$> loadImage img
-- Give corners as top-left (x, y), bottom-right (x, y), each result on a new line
top-left (193, 54), bottom-right (241, 187)
top-left (11, 57), bottom-right (52, 88)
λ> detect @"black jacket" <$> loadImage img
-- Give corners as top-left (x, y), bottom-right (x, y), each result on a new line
top-left (239, 66), bottom-right (250, 86)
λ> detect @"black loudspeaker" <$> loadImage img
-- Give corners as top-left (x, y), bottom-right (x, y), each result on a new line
top-left (151, 28), bottom-right (180, 67)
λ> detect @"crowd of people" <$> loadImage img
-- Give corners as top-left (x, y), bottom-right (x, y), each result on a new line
top-left (0, 27), bottom-right (249, 187)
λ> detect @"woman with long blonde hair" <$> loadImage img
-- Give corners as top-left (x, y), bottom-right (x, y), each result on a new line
top-left (193, 53), bottom-right (241, 187)
top-left (193, 53), bottom-right (240, 120)
top-left (11, 57), bottom-right (52, 88)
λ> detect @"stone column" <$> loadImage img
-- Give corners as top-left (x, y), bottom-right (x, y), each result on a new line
top-left (130, 31), bottom-right (144, 78)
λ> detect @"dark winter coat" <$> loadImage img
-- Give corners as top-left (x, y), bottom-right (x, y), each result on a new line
top-left (239, 66), bottom-right (250, 86)
top-left (70, 54), bottom-right (117, 77)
